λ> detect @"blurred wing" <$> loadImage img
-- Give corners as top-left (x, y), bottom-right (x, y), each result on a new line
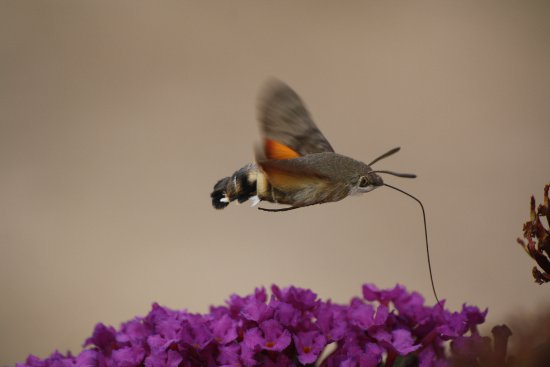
top-left (257, 158), bottom-right (348, 207)
top-left (258, 80), bottom-right (334, 155)
top-left (258, 159), bottom-right (330, 191)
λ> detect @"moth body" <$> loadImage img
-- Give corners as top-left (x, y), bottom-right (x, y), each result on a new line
top-left (210, 80), bottom-right (407, 211)
top-left (211, 152), bottom-right (384, 209)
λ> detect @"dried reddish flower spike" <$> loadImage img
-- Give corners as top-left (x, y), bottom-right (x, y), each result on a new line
top-left (517, 184), bottom-right (550, 284)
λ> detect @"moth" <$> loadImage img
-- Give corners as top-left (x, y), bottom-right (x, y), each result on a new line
top-left (210, 80), bottom-right (440, 303)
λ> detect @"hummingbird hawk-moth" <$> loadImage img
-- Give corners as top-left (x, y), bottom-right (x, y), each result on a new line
top-left (210, 80), bottom-right (440, 304)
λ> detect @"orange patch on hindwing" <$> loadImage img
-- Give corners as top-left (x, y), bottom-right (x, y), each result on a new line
top-left (264, 139), bottom-right (300, 160)
top-left (259, 161), bottom-right (327, 191)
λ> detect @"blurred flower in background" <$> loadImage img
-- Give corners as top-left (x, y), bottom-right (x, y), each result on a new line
top-left (517, 184), bottom-right (550, 284)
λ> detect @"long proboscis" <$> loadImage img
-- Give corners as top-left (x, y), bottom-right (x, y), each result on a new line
top-left (383, 182), bottom-right (442, 307)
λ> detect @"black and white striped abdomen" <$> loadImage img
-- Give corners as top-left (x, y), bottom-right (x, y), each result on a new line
top-left (210, 164), bottom-right (259, 209)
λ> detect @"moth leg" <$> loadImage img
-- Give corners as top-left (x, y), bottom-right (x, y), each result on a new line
top-left (258, 202), bottom-right (319, 212)
top-left (258, 206), bottom-right (301, 212)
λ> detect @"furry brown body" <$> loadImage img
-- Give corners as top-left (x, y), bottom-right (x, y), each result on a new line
top-left (212, 152), bottom-right (384, 209)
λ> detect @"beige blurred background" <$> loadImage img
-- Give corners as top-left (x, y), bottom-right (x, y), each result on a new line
top-left (1, 1), bottom-right (549, 365)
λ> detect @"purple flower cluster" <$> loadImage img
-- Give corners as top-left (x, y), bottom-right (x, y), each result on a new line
top-left (17, 284), bottom-right (487, 367)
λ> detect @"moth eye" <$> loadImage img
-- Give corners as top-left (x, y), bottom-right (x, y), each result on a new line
top-left (359, 176), bottom-right (369, 187)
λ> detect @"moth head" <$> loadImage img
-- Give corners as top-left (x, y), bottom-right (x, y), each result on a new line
top-left (355, 172), bottom-right (384, 193)
top-left (351, 147), bottom-right (417, 195)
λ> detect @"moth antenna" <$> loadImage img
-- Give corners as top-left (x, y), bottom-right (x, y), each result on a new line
top-left (370, 170), bottom-right (417, 179)
top-left (383, 183), bottom-right (442, 307)
top-left (368, 147), bottom-right (401, 166)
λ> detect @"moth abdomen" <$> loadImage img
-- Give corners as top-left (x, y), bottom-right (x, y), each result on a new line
top-left (210, 164), bottom-right (258, 209)
top-left (211, 177), bottom-right (231, 209)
